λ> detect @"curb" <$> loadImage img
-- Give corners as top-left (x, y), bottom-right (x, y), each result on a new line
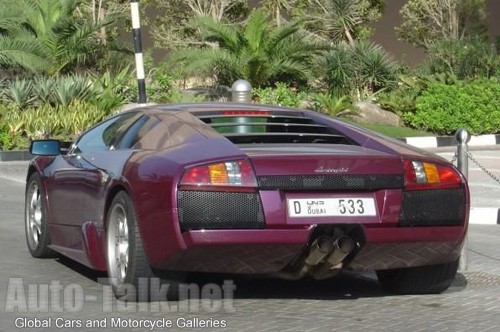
top-left (469, 208), bottom-right (500, 225)
top-left (0, 150), bottom-right (32, 162)
top-left (399, 134), bottom-right (500, 149)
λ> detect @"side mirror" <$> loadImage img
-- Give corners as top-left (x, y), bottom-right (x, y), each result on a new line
top-left (30, 140), bottom-right (61, 156)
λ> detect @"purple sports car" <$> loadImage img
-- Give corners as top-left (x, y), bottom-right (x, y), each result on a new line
top-left (26, 103), bottom-right (469, 299)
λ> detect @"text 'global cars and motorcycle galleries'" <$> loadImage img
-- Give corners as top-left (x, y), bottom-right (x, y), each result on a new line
top-left (14, 317), bottom-right (227, 330)
top-left (24, 102), bottom-right (469, 302)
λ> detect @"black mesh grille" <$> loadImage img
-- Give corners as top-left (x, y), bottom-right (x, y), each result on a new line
top-left (178, 191), bottom-right (265, 231)
top-left (257, 174), bottom-right (403, 191)
top-left (399, 188), bottom-right (465, 227)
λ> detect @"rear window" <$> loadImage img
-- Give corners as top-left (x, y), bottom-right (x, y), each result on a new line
top-left (194, 110), bottom-right (352, 145)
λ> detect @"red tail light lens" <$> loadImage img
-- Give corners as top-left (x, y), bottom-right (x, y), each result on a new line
top-left (221, 110), bottom-right (270, 116)
top-left (180, 159), bottom-right (257, 191)
top-left (404, 160), bottom-right (462, 190)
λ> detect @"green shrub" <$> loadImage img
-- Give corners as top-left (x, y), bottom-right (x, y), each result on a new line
top-left (377, 84), bottom-right (421, 116)
top-left (90, 67), bottom-right (136, 110)
top-left (3, 101), bottom-right (110, 147)
top-left (405, 78), bottom-right (500, 135)
top-left (1, 73), bottom-right (133, 112)
top-left (146, 70), bottom-right (176, 103)
top-left (323, 41), bottom-right (399, 100)
top-left (310, 93), bottom-right (357, 117)
top-left (426, 38), bottom-right (498, 80)
top-left (0, 123), bottom-right (29, 150)
top-left (1, 78), bottom-right (36, 109)
top-left (253, 83), bottom-right (306, 107)
top-left (378, 73), bottom-right (461, 117)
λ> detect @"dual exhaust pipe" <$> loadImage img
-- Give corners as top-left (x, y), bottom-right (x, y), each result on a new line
top-left (274, 235), bottom-right (355, 280)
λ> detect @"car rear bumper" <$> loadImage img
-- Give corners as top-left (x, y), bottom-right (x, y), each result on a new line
top-left (156, 225), bottom-right (465, 274)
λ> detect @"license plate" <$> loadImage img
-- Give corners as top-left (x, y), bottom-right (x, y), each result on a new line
top-left (287, 198), bottom-right (376, 217)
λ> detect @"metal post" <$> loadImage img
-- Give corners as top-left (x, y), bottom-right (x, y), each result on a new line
top-left (455, 128), bottom-right (470, 272)
top-left (231, 80), bottom-right (252, 103)
top-left (130, 0), bottom-right (147, 104)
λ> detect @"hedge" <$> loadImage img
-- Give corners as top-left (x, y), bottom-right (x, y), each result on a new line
top-left (405, 78), bottom-right (500, 135)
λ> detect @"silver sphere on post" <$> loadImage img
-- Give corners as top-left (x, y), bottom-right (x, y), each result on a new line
top-left (455, 128), bottom-right (471, 144)
top-left (231, 80), bottom-right (252, 103)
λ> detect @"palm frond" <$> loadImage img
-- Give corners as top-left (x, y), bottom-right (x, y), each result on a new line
top-left (169, 12), bottom-right (324, 87)
top-left (0, 37), bottom-right (51, 72)
top-left (243, 10), bottom-right (268, 54)
top-left (266, 19), bottom-right (304, 52)
top-left (193, 15), bottom-right (241, 51)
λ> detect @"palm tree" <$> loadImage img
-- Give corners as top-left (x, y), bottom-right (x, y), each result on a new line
top-left (0, 3), bottom-right (50, 71)
top-left (170, 9), bottom-right (326, 87)
top-left (353, 41), bottom-right (399, 94)
top-left (0, 0), bottom-right (122, 74)
top-left (323, 41), bottom-right (398, 98)
top-left (322, 42), bottom-right (354, 97)
top-left (0, 38), bottom-right (51, 72)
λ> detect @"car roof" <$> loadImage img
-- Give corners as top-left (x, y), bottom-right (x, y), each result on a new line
top-left (131, 103), bottom-right (353, 146)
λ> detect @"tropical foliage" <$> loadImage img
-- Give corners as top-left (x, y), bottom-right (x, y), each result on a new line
top-left (322, 41), bottom-right (399, 98)
top-left (425, 38), bottom-right (499, 79)
top-left (253, 82), bottom-right (307, 107)
top-left (406, 78), bottom-right (500, 135)
top-left (292, 0), bottom-right (385, 43)
top-left (0, 71), bottom-right (133, 111)
top-left (310, 93), bottom-right (357, 117)
top-left (4, 102), bottom-right (110, 143)
top-left (148, 0), bottom-right (249, 50)
top-left (1, 0), bottom-right (499, 150)
top-left (0, 0), bottom-right (128, 75)
top-left (169, 9), bottom-right (326, 87)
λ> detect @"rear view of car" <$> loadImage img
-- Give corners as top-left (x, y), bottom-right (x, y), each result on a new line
top-left (25, 103), bottom-right (468, 300)
top-left (168, 106), bottom-right (468, 294)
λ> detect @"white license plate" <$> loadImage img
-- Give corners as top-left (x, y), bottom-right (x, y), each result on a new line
top-left (287, 198), bottom-right (376, 217)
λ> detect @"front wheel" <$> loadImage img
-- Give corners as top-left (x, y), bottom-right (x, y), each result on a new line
top-left (376, 260), bottom-right (459, 294)
top-left (106, 191), bottom-right (181, 301)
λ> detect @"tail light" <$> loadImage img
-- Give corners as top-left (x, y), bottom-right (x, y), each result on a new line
top-left (179, 159), bottom-right (257, 191)
top-left (403, 160), bottom-right (463, 190)
top-left (221, 110), bottom-right (270, 115)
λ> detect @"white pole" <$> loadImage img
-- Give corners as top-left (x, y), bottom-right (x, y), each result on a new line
top-left (130, 0), bottom-right (147, 104)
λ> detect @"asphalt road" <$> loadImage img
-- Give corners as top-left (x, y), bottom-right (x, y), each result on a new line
top-left (1, 171), bottom-right (500, 331)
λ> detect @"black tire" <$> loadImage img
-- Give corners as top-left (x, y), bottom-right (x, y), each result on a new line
top-left (25, 173), bottom-right (55, 258)
top-left (105, 191), bottom-right (181, 301)
top-left (376, 259), bottom-right (459, 294)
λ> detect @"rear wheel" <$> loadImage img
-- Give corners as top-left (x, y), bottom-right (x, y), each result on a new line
top-left (106, 191), bottom-right (181, 301)
top-left (25, 173), bottom-right (54, 258)
top-left (376, 260), bottom-right (459, 294)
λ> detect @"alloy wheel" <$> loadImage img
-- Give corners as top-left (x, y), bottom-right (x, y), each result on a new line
top-left (107, 203), bottom-right (129, 285)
